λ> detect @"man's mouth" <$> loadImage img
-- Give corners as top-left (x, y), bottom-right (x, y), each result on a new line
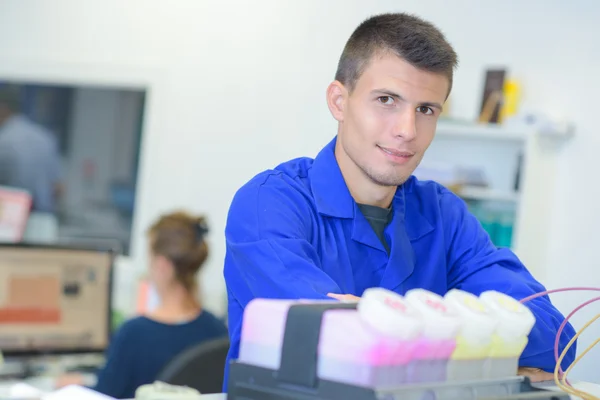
top-left (378, 145), bottom-right (415, 158)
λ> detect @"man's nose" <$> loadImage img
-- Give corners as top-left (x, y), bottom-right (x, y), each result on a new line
top-left (394, 109), bottom-right (417, 141)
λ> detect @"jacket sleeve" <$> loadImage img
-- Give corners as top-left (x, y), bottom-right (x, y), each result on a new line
top-left (440, 187), bottom-right (576, 372)
top-left (224, 174), bottom-right (341, 308)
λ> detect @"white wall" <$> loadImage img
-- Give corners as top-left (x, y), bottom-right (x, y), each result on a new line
top-left (1, 0), bottom-right (599, 381)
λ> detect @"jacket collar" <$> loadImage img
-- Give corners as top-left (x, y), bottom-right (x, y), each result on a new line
top-left (309, 136), bottom-right (355, 218)
top-left (309, 136), bottom-right (434, 240)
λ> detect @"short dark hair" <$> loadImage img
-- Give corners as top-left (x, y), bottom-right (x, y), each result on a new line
top-left (335, 13), bottom-right (458, 94)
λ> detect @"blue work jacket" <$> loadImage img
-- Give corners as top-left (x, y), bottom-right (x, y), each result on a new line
top-left (223, 136), bottom-right (575, 390)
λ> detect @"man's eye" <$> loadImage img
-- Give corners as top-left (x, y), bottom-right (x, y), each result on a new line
top-left (378, 96), bottom-right (395, 105)
top-left (417, 106), bottom-right (434, 115)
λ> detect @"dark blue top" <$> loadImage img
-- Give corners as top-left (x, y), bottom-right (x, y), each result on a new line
top-left (94, 311), bottom-right (227, 399)
top-left (223, 136), bottom-right (576, 391)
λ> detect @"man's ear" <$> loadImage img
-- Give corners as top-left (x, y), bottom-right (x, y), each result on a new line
top-left (326, 81), bottom-right (347, 123)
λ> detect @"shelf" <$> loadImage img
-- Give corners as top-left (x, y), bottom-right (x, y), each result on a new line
top-left (435, 120), bottom-right (573, 142)
top-left (458, 186), bottom-right (520, 203)
top-left (436, 122), bottom-right (527, 142)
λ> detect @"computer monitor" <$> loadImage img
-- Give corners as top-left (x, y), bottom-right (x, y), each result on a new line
top-left (0, 243), bottom-right (114, 356)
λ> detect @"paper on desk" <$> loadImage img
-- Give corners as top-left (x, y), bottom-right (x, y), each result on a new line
top-left (42, 385), bottom-right (116, 400)
top-left (9, 382), bottom-right (44, 398)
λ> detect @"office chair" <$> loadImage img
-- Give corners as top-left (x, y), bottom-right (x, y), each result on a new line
top-left (156, 336), bottom-right (230, 394)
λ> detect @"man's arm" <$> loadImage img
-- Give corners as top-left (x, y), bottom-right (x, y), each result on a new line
top-left (439, 187), bottom-right (576, 374)
top-left (222, 174), bottom-right (347, 391)
top-left (224, 173), bottom-right (342, 308)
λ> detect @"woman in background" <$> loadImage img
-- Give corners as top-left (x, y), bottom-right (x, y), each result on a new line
top-left (59, 211), bottom-right (228, 399)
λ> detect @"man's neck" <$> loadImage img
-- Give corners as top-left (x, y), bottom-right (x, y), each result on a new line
top-left (334, 138), bottom-right (396, 208)
top-left (350, 183), bottom-right (395, 209)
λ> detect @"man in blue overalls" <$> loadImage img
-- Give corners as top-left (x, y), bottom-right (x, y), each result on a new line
top-left (223, 12), bottom-right (575, 387)
top-left (0, 86), bottom-right (63, 214)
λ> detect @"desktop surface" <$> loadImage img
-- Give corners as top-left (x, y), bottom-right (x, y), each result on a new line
top-left (180, 382), bottom-right (600, 400)
top-left (0, 244), bottom-right (113, 356)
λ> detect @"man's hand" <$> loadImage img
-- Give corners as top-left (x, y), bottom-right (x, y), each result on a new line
top-left (517, 367), bottom-right (555, 382)
top-left (327, 293), bottom-right (360, 302)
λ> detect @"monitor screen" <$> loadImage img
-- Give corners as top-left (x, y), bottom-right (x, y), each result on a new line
top-left (0, 245), bottom-right (113, 355)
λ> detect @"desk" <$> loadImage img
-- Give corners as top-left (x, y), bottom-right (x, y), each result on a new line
top-left (2, 382), bottom-right (599, 399)
top-left (198, 382), bottom-right (600, 400)
top-left (0, 376), bottom-right (57, 394)
top-left (122, 396), bottom-right (224, 400)
top-left (0, 373), bottom-right (96, 398)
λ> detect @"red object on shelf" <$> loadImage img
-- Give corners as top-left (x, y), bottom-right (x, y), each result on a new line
top-left (0, 186), bottom-right (32, 242)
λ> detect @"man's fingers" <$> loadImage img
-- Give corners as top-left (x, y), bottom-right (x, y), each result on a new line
top-left (327, 293), bottom-right (360, 302)
top-left (517, 367), bottom-right (555, 383)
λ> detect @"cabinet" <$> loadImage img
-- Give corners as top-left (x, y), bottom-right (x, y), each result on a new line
top-left (415, 119), bottom-right (574, 276)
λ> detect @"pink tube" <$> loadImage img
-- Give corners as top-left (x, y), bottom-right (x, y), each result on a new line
top-left (519, 286), bottom-right (600, 386)
top-left (519, 287), bottom-right (600, 304)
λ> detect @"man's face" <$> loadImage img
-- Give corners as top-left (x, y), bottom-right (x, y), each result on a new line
top-left (332, 53), bottom-right (449, 187)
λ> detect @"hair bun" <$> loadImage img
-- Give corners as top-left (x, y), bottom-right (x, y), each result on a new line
top-left (195, 218), bottom-right (209, 241)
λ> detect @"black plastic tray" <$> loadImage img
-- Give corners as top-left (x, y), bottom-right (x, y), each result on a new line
top-left (227, 362), bottom-right (569, 400)
top-left (227, 302), bottom-right (568, 400)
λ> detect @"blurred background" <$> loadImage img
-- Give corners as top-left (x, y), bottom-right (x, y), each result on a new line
top-left (0, 0), bottom-right (598, 383)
